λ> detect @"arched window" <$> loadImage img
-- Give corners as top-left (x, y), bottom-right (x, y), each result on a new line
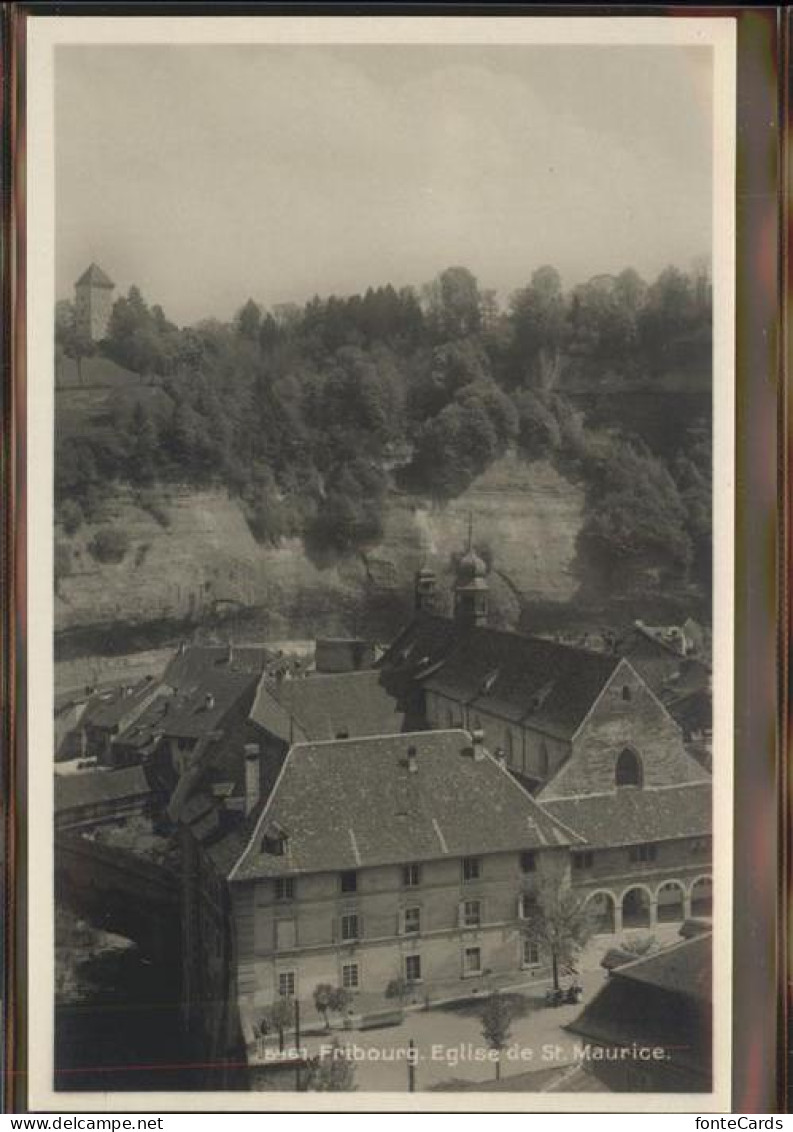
top-left (615, 747), bottom-right (642, 788)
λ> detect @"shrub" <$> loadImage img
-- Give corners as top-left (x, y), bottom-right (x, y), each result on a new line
top-left (137, 489), bottom-right (171, 529)
top-left (54, 542), bottom-right (72, 592)
top-left (59, 499), bottom-right (84, 536)
top-left (89, 526), bottom-right (130, 564)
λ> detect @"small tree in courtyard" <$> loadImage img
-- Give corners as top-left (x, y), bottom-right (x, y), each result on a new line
top-left (522, 880), bottom-right (597, 992)
top-left (304, 1039), bottom-right (357, 1092)
top-left (267, 996), bottom-right (294, 1052)
top-left (328, 985), bottom-right (353, 1022)
top-left (313, 983), bottom-right (336, 1030)
top-left (480, 991), bottom-right (516, 1081)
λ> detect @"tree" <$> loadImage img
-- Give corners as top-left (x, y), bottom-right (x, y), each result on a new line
top-left (266, 996), bottom-right (294, 1053)
top-left (508, 265), bottom-right (567, 388)
top-left (313, 984), bottom-right (336, 1030)
top-left (304, 1039), bottom-right (357, 1092)
top-left (480, 992), bottom-right (516, 1081)
top-left (424, 266), bottom-right (482, 340)
top-left (88, 527), bottom-right (130, 565)
top-left (522, 881), bottom-right (596, 991)
top-left (54, 541), bottom-right (72, 595)
top-left (59, 499), bottom-right (84, 536)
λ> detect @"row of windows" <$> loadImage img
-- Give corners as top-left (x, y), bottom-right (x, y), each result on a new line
top-left (276, 940), bottom-right (542, 997)
top-left (273, 853), bottom-right (538, 902)
top-left (571, 839), bottom-right (710, 871)
top-left (276, 895), bottom-right (539, 949)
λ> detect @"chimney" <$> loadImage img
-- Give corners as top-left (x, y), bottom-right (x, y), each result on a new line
top-left (494, 747), bottom-right (507, 769)
top-left (205, 692), bottom-right (215, 711)
top-left (226, 640), bottom-right (234, 665)
top-left (472, 729), bottom-right (486, 761)
top-left (244, 742), bottom-right (260, 816)
top-left (407, 744), bottom-right (418, 774)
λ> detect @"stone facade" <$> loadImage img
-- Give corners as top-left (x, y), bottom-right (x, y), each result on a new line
top-left (75, 266), bottom-right (115, 342)
top-left (232, 846), bottom-right (570, 1008)
top-left (542, 661), bottom-right (699, 799)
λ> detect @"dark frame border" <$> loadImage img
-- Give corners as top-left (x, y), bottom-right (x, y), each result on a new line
top-left (2, 3), bottom-right (784, 1114)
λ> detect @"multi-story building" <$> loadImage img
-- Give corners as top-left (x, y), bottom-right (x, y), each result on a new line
top-left (379, 554), bottom-right (712, 938)
top-left (226, 729), bottom-right (578, 1012)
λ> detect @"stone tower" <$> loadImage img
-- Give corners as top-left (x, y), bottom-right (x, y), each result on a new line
top-left (74, 263), bottom-right (115, 341)
top-left (453, 516), bottom-right (489, 629)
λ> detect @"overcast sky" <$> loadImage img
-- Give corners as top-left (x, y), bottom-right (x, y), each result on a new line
top-left (56, 44), bottom-right (713, 326)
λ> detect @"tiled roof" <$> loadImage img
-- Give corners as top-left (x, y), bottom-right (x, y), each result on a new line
top-left (377, 612), bottom-right (460, 681)
top-left (151, 669), bottom-right (260, 740)
top-left (421, 624), bottom-right (621, 739)
top-left (85, 679), bottom-right (161, 729)
top-left (250, 670), bottom-right (406, 744)
top-left (229, 730), bottom-right (581, 882)
top-left (613, 933), bottom-right (712, 1002)
top-left (540, 782), bottom-right (711, 847)
top-left (75, 262), bottom-right (115, 289)
top-left (55, 765), bottom-right (151, 812)
top-left (163, 645), bottom-right (274, 688)
top-left (569, 935), bottom-right (712, 1074)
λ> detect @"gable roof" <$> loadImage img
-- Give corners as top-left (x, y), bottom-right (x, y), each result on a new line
top-left (568, 935), bottom-right (711, 1076)
top-left (613, 932), bottom-right (712, 1002)
top-left (55, 765), bottom-right (152, 812)
top-left (75, 262), bottom-right (115, 289)
top-left (540, 782), bottom-right (711, 847)
top-left (151, 668), bottom-right (260, 740)
top-left (229, 729), bottom-right (581, 882)
top-left (419, 623), bottom-right (621, 739)
top-left (250, 669), bottom-right (406, 744)
top-left (163, 644), bottom-right (274, 688)
top-left (378, 612), bottom-right (460, 683)
top-left (84, 679), bottom-right (161, 730)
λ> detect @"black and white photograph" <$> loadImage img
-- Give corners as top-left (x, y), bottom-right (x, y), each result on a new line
top-left (24, 14), bottom-right (735, 1111)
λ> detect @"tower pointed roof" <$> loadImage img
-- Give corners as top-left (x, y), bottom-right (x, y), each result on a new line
top-left (75, 262), bottom-right (115, 289)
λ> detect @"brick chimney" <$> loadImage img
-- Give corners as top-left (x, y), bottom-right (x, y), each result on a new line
top-left (244, 742), bottom-right (260, 816)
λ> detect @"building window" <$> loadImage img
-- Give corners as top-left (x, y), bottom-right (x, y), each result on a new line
top-left (621, 685), bottom-right (632, 701)
top-left (404, 907), bottom-right (421, 934)
top-left (462, 900), bottom-right (481, 927)
top-left (520, 851), bottom-right (536, 873)
top-left (274, 877), bottom-right (295, 901)
top-left (616, 748), bottom-right (643, 788)
top-left (405, 954), bottom-right (422, 983)
top-left (519, 893), bottom-right (537, 920)
top-left (572, 851), bottom-right (594, 871)
top-left (462, 856), bottom-right (481, 882)
top-left (278, 971), bottom-right (296, 997)
top-left (341, 963), bottom-right (359, 990)
top-left (523, 939), bottom-right (540, 967)
top-left (402, 863), bottom-right (421, 888)
top-left (341, 914), bottom-right (359, 941)
top-left (463, 946), bottom-right (482, 975)
top-left (340, 870), bottom-right (358, 894)
top-left (628, 843), bottom-right (657, 863)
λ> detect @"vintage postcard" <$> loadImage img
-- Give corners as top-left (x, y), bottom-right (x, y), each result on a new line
top-left (22, 13), bottom-right (735, 1112)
